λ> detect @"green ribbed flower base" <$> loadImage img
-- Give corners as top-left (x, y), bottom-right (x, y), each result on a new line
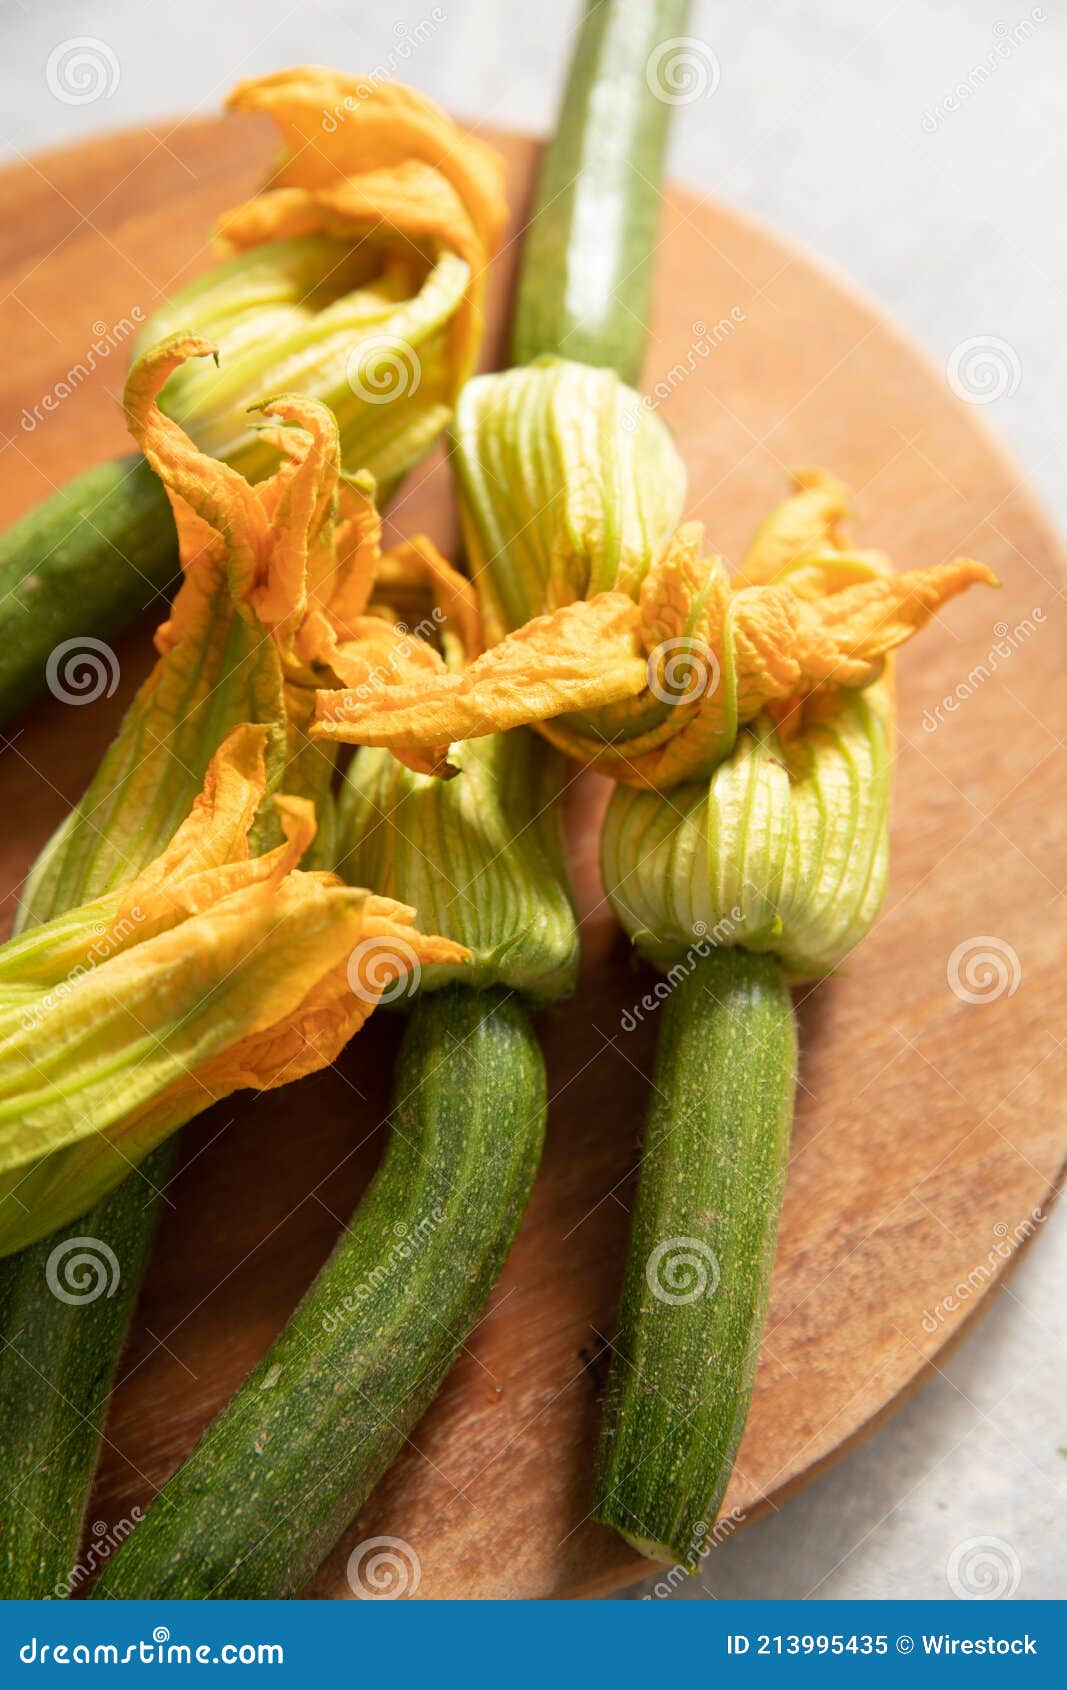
top-left (338, 728), bottom-right (578, 1005)
top-left (602, 692), bottom-right (891, 979)
top-left (139, 236), bottom-right (470, 500)
top-left (451, 357), bottom-right (685, 641)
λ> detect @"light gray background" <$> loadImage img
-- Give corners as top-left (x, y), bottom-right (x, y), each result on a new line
top-left (2, 0), bottom-right (1064, 1601)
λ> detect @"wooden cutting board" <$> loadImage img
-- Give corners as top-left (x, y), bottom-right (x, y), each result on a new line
top-left (1, 114), bottom-right (1065, 1602)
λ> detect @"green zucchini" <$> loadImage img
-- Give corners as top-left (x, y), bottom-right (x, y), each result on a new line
top-left (0, 495), bottom-right (293, 1597)
top-left (0, 1145), bottom-right (172, 1598)
top-left (511, 0), bottom-right (799, 1571)
top-left (511, 0), bottom-right (691, 382)
top-left (0, 456), bottom-right (176, 726)
top-left (93, 986), bottom-right (544, 1598)
top-left (592, 949), bottom-right (796, 1567)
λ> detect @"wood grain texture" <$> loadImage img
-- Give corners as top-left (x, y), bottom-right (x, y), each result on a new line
top-left (1, 115), bottom-right (1064, 1601)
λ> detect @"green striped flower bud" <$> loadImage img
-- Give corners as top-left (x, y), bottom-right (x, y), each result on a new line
top-left (338, 729), bottom-right (579, 1004)
top-left (602, 681), bottom-right (891, 979)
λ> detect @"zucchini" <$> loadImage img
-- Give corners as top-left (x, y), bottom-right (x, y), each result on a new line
top-left (511, 0), bottom-right (691, 382)
top-left (0, 456), bottom-right (176, 726)
top-left (592, 949), bottom-right (796, 1567)
top-left (511, 0), bottom-right (789, 1572)
top-left (93, 986), bottom-right (544, 1598)
top-left (0, 479), bottom-right (291, 1596)
top-left (0, 1146), bottom-right (172, 1597)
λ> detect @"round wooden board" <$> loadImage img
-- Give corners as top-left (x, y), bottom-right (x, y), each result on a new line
top-left (1, 114), bottom-right (1065, 1602)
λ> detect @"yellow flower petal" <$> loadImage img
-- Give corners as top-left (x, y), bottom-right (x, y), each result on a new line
top-left (736, 467), bottom-right (852, 586)
top-left (121, 722), bottom-right (269, 903)
top-left (602, 550), bottom-right (996, 788)
top-left (376, 535), bottom-right (485, 661)
top-left (311, 481), bottom-right (996, 790)
top-left (163, 885), bottom-right (467, 1098)
top-left (221, 68), bottom-right (507, 384)
top-left (0, 730), bottom-right (468, 1253)
top-left (127, 335), bottom-right (407, 716)
top-left (771, 555), bottom-right (999, 685)
top-left (226, 67), bottom-right (506, 248)
top-left (134, 71), bottom-right (507, 500)
top-left (313, 593), bottom-right (648, 773)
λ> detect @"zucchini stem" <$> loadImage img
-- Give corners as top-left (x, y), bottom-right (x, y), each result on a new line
top-left (592, 948), bottom-right (797, 1568)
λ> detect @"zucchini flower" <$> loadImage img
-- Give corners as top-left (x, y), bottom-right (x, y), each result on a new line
top-left (336, 541), bottom-right (579, 1005)
top-left (24, 331), bottom-right (441, 924)
top-left (603, 482), bottom-right (935, 978)
top-left (133, 67), bottom-right (507, 499)
top-left (0, 726), bottom-right (466, 1255)
top-left (603, 679), bottom-right (891, 979)
top-left (311, 360), bottom-right (995, 787)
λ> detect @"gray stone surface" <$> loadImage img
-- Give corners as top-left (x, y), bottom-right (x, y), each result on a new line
top-left (2, 0), bottom-right (1064, 1601)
